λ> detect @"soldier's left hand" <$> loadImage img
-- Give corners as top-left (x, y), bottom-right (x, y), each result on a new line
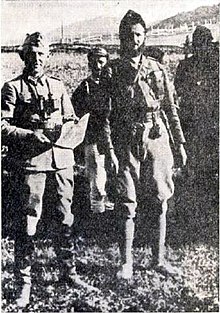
top-left (109, 149), bottom-right (119, 175)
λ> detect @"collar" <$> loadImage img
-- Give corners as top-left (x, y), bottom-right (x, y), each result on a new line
top-left (130, 55), bottom-right (142, 69)
top-left (121, 54), bottom-right (143, 70)
top-left (88, 74), bottom-right (100, 85)
top-left (23, 70), bottom-right (46, 86)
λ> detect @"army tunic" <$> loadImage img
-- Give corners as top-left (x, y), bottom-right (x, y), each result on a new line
top-left (174, 51), bottom-right (219, 182)
top-left (2, 73), bottom-right (75, 171)
top-left (108, 55), bottom-right (185, 217)
top-left (1, 72), bottom-right (77, 243)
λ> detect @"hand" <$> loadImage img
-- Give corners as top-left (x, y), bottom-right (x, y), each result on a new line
top-left (63, 115), bottom-right (80, 124)
top-left (109, 149), bottom-right (119, 175)
top-left (175, 144), bottom-right (187, 167)
top-left (31, 129), bottom-right (51, 144)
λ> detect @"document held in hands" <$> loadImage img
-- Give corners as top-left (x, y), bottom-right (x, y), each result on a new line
top-left (55, 113), bottom-right (90, 149)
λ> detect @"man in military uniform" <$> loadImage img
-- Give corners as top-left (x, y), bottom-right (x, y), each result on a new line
top-left (72, 47), bottom-right (118, 213)
top-left (105, 10), bottom-right (187, 279)
top-left (174, 26), bottom-right (219, 189)
top-left (1, 32), bottom-right (79, 307)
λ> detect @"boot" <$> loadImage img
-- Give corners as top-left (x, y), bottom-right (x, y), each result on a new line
top-left (117, 218), bottom-right (134, 279)
top-left (16, 266), bottom-right (31, 308)
top-left (59, 258), bottom-right (78, 284)
top-left (60, 259), bottom-right (100, 292)
top-left (56, 225), bottom-right (99, 291)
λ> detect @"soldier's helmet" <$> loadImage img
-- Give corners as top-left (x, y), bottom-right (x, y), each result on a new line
top-left (87, 47), bottom-right (109, 62)
top-left (192, 25), bottom-right (213, 48)
top-left (18, 32), bottom-right (49, 60)
top-left (119, 10), bottom-right (146, 41)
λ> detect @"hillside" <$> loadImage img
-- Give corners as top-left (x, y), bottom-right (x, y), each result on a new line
top-left (152, 4), bottom-right (219, 29)
top-left (47, 3), bottom-right (220, 42)
top-left (48, 16), bottom-right (120, 40)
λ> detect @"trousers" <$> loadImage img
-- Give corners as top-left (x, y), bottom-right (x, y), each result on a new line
top-left (14, 167), bottom-right (74, 270)
top-left (85, 143), bottom-right (108, 212)
top-left (115, 118), bottom-right (175, 266)
top-left (116, 118), bottom-right (174, 217)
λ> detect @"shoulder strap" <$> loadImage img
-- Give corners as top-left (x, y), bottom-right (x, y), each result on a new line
top-left (133, 54), bottom-right (145, 85)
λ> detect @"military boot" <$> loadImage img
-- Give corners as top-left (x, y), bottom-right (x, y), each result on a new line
top-left (59, 258), bottom-right (100, 292)
top-left (15, 266), bottom-right (31, 308)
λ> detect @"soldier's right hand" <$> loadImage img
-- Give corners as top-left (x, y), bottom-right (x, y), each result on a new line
top-left (30, 129), bottom-right (51, 144)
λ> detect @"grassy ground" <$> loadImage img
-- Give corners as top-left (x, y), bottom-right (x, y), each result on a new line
top-left (1, 209), bottom-right (219, 312)
top-left (1, 51), bottom-right (219, 312)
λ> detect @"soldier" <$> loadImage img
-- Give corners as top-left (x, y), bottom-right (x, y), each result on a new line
top-left (174, 26), bottom-right (219, 194)
top-left (1, 32), bottom-right (80, 308)
top-left (71, 47), bottom-right (118, 213)
top-left (105, 10), bottom-right (187, 279)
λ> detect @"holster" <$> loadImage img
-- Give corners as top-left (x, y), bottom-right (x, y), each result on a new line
top-left (131, 122), bottom-right (145, 161)
top-left (148, 112), bottom-right (162, 140)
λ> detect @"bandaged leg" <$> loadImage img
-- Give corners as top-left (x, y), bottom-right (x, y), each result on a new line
top-left (116, 149), bottom-right (139, 279)
top-left (151, 200), bottom-right (167, 266)
top-left (16, 266), bottom-right (31, 308)
top-left (85, 144), bottom-right (107, 213)
top-left (117, 203), bottom-right (136, 279)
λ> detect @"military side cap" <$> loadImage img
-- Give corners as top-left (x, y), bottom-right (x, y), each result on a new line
top-left (87, 47), bottom-right (109, 60)
top-left (119, 10), bottom-right (146, 40)
top-left (18, 32), bottom-right (49, 59)
top-left (192, 25), bottom-right (213, 47)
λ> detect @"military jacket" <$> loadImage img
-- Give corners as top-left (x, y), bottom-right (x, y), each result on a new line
top-left (174, 53), bottom-right (219, 135)
top-left (71, 76), bottom-right (113, 154)
top-left (107, 55), bottom-right (185, 146)
top-left (1, 73), bottom-right (77, 171)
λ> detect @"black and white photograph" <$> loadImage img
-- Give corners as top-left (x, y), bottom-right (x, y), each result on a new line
top-left (1, 0), bottom-right (219, 311)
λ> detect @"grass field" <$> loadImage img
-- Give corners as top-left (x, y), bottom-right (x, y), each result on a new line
top-left (1, 51), bottom-right (219, 312)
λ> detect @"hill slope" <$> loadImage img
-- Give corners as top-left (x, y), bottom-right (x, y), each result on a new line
top-left (48, 16), bottom-right (120, 39)
top-left (45, 3), bottom-right (219, 42)
top-left (152, 4), bottom-right (219, 29)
